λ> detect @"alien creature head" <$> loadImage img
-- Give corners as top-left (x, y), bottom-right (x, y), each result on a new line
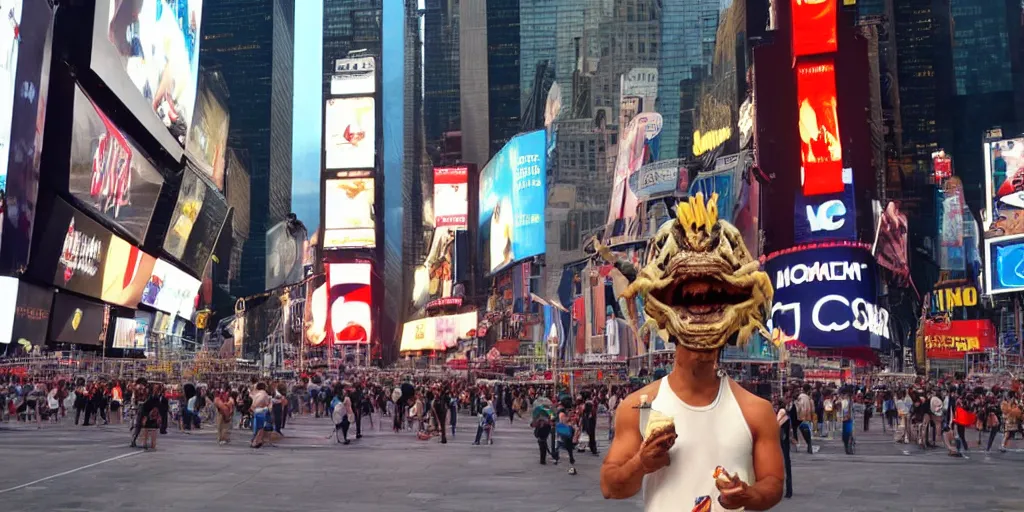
top-left (623, 192), bottom-right (772, 352)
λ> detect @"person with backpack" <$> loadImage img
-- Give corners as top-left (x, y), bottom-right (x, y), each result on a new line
top-left (473, 400), bottom-right (495, 445)
top-left (554, 398), bottom-right (578, 474)
top-left (531, 404), bottom-right (553, 464)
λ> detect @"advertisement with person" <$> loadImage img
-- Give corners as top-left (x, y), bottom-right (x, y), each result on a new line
top-left (984, 137), bottom-right (1024, 237)
top-left (163, 167), bottom-right (206, 259)
top-left (479, 130), bottom-right (547, 273)
top-left (178, 172), bottom-right (227, 275)
top-left (607, 116), bottom-right (646, 227)
top-left (766, 245), bottom-right (890, 349)
top-left (872, 201), bottom-right (911, 286)
top-left (99, 0), bottom-right (202, 148)
top-left (141, 258), bottom-right (200, 319)
top-left (0, 0), bottom-right (53, 275)
top-left (100, 234), bottom-right (155, 307)
top-left (923, 319), bottom-right (996, 360)
top-left (7, 281), bottom-right (50, 355)
top-left (134, 310), bottom-right (152, 350)
top-left (266, 216), bottom-right (307, 289)
top-left (793, 170), bottom-right (855, 243)
top-left (323, 178), bottom-right (375, 249)
top-left (324, 97), bottom-right (375, 170)
top-left (112, 316), bottom-right (137, 349)
top-left (327, 262), bottom-right (372, 345)
top-left (70, 85), bottom-right (164, 243)
top-left (984, 235), bottom-right (1024, 295)
top-left (399, 311), bottom-right (477, 352)
top-left (184, 71), bottom-right (229, 190)
top-left (791, 0), bottom-right (837, 57)
top-left (50, 293), bottom-right (107, 346)
top-left (797, 59), bottom-right (844, 196)
top-left (433, 166), bottom-right (468, 228)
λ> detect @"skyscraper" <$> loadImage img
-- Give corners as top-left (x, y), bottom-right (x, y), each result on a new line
top-left (323, 0), bottom-right (383, 97)
top-left (423, 0), bottom-right (461, 156)
top-left (201, 0), bottom-right (295, 296)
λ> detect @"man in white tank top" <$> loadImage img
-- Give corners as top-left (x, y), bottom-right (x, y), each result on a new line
top-left (594, 193), bottom-right (785, 511)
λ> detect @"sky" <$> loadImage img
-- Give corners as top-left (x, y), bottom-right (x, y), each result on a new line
top-left (291, 0), bottom-right (324, 234)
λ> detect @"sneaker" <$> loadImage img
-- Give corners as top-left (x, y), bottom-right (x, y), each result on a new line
top-left (568, 467), bottom-right (577, 475)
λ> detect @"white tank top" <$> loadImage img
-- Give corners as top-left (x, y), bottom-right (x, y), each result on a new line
top-left (642, 376), bottom-right (754, 512)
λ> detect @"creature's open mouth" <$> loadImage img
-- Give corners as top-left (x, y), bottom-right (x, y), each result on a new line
top-left (652, 277), bottom-right (750, 322)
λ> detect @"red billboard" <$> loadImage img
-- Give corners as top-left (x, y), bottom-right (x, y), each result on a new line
top-left (797, 59), bottom-right (844, 195)
top-left (433, 166), bottom-right (469, 228)
top-left (923, 319), bottom-right (996, 360)
top-left (791, 0), bottom-right (837, 57)
top-left (327, 262), bottom-right (373, 345)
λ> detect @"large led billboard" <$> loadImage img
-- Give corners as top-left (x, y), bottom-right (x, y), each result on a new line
top-left (266, 217), bottom-right (307, 289)
top-left (0, 0), bottom-right (53, 273)
top-left (111, 316), bottom-right (137, 349)
top-left (0, 277), bottom-right (17, 346)
top-left (479, 130), bottom-right (547, 273)
top-left (50, 293), bottom-right (107, 346)
top-left (10, 281), bottom-right (51, 352)
top-left (101, 235), bottom-right (156, 307)
top-left (324, 97), bottom-right (375, 170)
top-left (164, 167), bottom-right (227, 275)
top-left (91, 0), bottom-right (202, 157)
top-left (766, 245), bottom-right (890, 348)
top-left (70, 85), bottom-right (164, 243)
top-left (984, 137), bottom-right (1024, 237)
top-left (797, 59), bottom-right (844, 196)
top-left (400, 311), bottom-right (478, 352)
top-left (433, 166), bottom-right (468, 229)
top-left (923, 319), bottom-right (996, 360)
top-left (184, 72), bottom-right (228, 190)
top-left (328, 262), bottom-right (372, 345)
top-left (331, 56), bottom-right (376, 96)
top-left (793, 170), bottom-right (855, 243)
top-left (323, 178), bottom-right (375, 249)
top-left (141, 259), bottom-right (200, 319)
top-left (984, 235), bottom-right (1024, 295)
top-left (791, 0), bottom-right (837, 58)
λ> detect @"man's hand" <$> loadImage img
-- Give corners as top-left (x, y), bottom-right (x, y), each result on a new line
top-left (638, 424), bottom-right (676, 474)
top-left (716, 471), bottom-right (754, 510)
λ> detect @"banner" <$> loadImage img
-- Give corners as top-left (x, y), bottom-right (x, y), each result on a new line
top-left (797, 59), bottom-right (844, 196)
top-left (924, 319), bottom-right (996, 360)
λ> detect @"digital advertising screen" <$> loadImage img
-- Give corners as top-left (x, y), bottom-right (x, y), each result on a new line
top-left (50, 199), bottom-right (110, 299)
top-left (111, 316), bottom-right (137, 349)
top-left (0, 0), bottom-right (53, 273)
top-left (164, 168), bottom-right (222, 267)
top-left (327, 262), bottom-right (372, 345)
top-left (399, 311), bottom-right (478, 352)
top-left (265, 217), bottom-right (307, 289)
top-left (984, 137), bottom-right (1024, 237)
top-left (331, 56), bottom-right (376, 96)
top-left (631, 159), bottom-right (683, 200)
top-left (10, 281), bottom-right (51, 352)
top-left (791, 0), bottom-right (837, 58)
top-left (323, 178), bottom-right (375, 249)
top-left (178, 167), bottom-right (228, 275)
top-left (70, 85), bottom-right (164, 243)
top-left (797, 59), bottom-right (844, 196)
top-left (984, 235), bottom-right (1024, 295)
top-left (184, 72), bottom-right (228, 190)
top-left (433, 166), bottom-right (468, 229)
top-left (765, 245), bottom-right (890, 349)
top-left (478, 130), bottom-right (547, 273)
top-left (0, 277), bottom-right (17, 345)
top-left (100, 235), bottom-right (155, 307)
top-left (50, 292), bottom-right (107, 346)
top-left (324, 97), bottom-right (375, 170)
top-left (91, 0), bottom-right (203, 155)
top-left (924, 319), bottom-right (996, 360)
top-left (141, 259), bottom-right (200, 319)
top-left (134, 310), bottom-right (152, 350)
top-left (794, 171), bottom-right (856, 243)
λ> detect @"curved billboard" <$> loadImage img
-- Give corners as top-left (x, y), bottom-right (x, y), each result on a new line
top-left (478, 130), bottom-right (546, 273)
top-left (766, 245), bottom-right (889, 349)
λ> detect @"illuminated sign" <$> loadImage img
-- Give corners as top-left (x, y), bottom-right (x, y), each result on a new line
top-left (324, 97), bottom-right (376, 170)
top-left (766, 246), bottom-right (889, 348)
top-left (797, 59), bottom-right (844, 196)
top-left (794, 175), bottom-right (856, 243)
top-left (324, 178), bottom-right (376, 249)
top-left (331, 56), bottom-right (376, 96)
top-left (692, 127), bottom-right (732, 157)
top-left (791, 0), bottom-right (837, 57)
top-left (400, 311), bottom-right (478, 352)
top-left (984, 234), bottom-right (1024, 295)
top-left (433, 166), bottom-right (469, 229)
top-left (983, 137), bottom-right (1024, 237)
top-left (923, 319), bottom-right (996, 360)
top-left (931, 285), bottom-right (979, 313)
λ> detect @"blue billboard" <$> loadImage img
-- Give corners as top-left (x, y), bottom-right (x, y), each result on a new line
top-left (765, 246), bottom-right (889, 349)
top-left (479, 130), bottom-right (547, 273)
top-left (985, 235), bottom-right (1024, 295)
top-left (793, 184), bottom-right (856, 243)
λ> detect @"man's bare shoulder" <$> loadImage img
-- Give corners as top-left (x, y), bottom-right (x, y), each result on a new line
top-left (729, 379), bottom-right (776, 433)
top-left (621, 380), bottom-right (662, 410)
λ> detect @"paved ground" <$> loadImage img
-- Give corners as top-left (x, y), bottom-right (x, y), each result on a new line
top-left (1, 414), bottom-right (1023, 512)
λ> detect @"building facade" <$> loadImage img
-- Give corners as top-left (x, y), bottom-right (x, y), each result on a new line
top-left (201, 0), bottom-right (295, 296)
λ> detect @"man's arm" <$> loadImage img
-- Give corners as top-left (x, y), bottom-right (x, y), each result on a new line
top-left (599, 393), bottom-right (647, 499)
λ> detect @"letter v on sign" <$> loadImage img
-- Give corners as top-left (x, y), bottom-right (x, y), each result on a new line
top-left (806, 200), bottom-right (846, 232)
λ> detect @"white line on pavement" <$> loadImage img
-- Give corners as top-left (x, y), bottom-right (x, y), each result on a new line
top-left (0, 451), bottom-right (142, 494)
